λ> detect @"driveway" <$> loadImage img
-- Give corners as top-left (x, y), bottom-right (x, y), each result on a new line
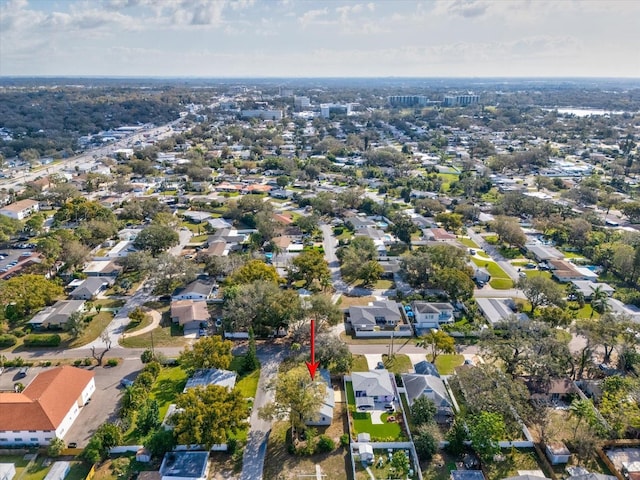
top-left (80, 283), bottom-right (157, 350)
top-left (320, 223), bottom-right (348, 300)
top-left (466, 228), bottom-right (520, 282)
top-left (170, 229), bottom-right (193, 256)
top-left (240, 345), bottom-right (285, 480)
top-left (364, 353), bottom-right (383, 370)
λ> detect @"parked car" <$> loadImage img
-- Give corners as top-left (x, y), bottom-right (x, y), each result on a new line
top-left (17, 367), bottom-right (29, 378)
top-left (120, 378), bottom-right (134, 388)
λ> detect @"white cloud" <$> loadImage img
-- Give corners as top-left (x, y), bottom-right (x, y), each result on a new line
top-left (298, 8), bottom-right (328, 25)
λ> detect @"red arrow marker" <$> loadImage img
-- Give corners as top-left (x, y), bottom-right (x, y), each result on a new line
top-left (305, 318), bottom-right (320, 380)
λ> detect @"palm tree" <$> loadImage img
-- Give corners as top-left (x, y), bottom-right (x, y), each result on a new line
top-left (590, 286), bottom-right (610, 317)
top-left (569, 398), bottom-right (596, 439)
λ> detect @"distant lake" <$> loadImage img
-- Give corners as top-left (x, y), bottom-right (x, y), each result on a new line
top-left (552, 108), bottom-right (628, 117)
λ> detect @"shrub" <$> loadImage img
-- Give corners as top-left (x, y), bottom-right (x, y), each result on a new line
top-left (227, 438), bottom-right (238, 454)
top-left (47, 437), bottom-right (66, 457)
top-left (316, 435), bottom-right (335, 453)
top-left (23, 334), bottom-right (61, 347)
top-left (73, 359), bottom-right (83, 367)
top-left (106, 358), bottom-right (119, 367)
top-left (13, 329), bottom-right (26, 338)
top-left (340, 434), bottom-right (350, 447)
top-left (0, 334), bottom-right (17, 347)
top-left (142, 361), bottom-right (161, 378)
top-left (141, 349), bottom-right (154, 364)
top-left (83, 358), bottom-right (93, 366)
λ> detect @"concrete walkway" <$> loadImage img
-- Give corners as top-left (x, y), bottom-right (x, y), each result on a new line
top-left (121, 308), bottom-right (161, 339)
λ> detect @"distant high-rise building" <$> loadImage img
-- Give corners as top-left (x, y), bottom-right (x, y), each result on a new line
top-left (294, 96), bottom-right (310, 109)
top-left (320, 103), bottom-right (353, 118)
top-left (388, 95), bottom-right (430, 107)
top-left (442, 95), bottom-right (479, 107)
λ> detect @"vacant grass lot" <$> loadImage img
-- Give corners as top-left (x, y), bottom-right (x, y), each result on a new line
top-left (381, 354), bottom-right (412, 374)
top-left (150, 366), bottom-right (188, 420)
top-left (524, 270), bottom-right (552, 279)
top-left (263, 403), bottom-right (350, 480)
top-left (433, 354), bottom-right (465, 375)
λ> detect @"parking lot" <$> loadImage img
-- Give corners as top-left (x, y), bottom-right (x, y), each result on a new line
top-left (0, 359), bottom-right (143, 447)
top-left (0, 248), bottom-right (37, 276)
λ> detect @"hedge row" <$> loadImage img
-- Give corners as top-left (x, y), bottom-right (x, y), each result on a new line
top-left (23, 334), bottom-right (62, 347)
top-left (0, 334), bottom-right (17, 348)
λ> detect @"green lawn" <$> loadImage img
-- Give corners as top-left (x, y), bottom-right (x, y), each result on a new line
top-left (95, 299), bottom-right (126, 309)
top-left (433, 354), bottom-right (465, 375)
top-left (382, 354), bottom-right (412, 373)
top-left (345, 382), bottom-right (406, 441)
top-left (458, 237), bottom-right (480, 249)
top-left (490, 278), bottom-right (514, 289)
top-left (69, 311), bottom-right (114, 348)
top-left (352, 354), bottom-right (369, 371)
top-left (119, 316), bottom-right (189, 348)
top-left (569, 302), bottom-right (599, 319)
top-left (471, 257), bottom-right (513, 289)
top-left (524, 270), bottom-right (552, 279)
top-left (150, 366), bottom-right (188, 420)
top-left (483, 449), bottom-right (547, 480)
top-left (235, 369), bottom-right (260, 399)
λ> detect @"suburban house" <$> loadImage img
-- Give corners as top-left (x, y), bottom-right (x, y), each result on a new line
top-left (0, 199), bottom-right (40, 220)
top-left (348, 300), bottom-right (402, 332)
top-left (570, 280), bottom-right (615, 300)
top-left (525, 244), bottom-right (565, 262)
top-left (424, 228), bottom-right (457, 242)
top-left (548, 259), bottom-right (598, 283)
top-left (83, 260), bottom-right (122, 277)
top-left (351, 370), bottom-right (395, 410)
top-left (170, 300), bottom-right (210, 335)
top-left (348, 216), bottom-right (377, 230)
top-left (527, 378), bottom-right (579, 404)
top-left (401, 373), bottom-right (454, 424)
top-left (475, 298), bottom-right (528, 326)
top-left (183, 369), bottom-right (236, 391)
top-left (172, 280), bottom-right (215, 302)
top-left (69, 277), bottom-right (111, 300)
top-left (411, 301), bottom-right (454, 331)
top-left (305, 369), bottom-right (335, 427)
top-left (0, 366), bottom-right (95, 445)
top-left (160, 451), bottom-right (209, 480)
top-left (27, 300), bottom-right (86, 329)
top-left (206, 228), bottom-right (247, 253)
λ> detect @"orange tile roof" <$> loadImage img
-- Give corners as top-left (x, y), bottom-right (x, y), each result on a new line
top-left (273, 213), bottom-right (293, 225)
top-left (0, 366), bottom-right (94, 431)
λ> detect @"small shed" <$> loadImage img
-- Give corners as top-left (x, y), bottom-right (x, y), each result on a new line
top-left (546, 442), bottom-right (571, 465)
top-left (358, 444), bottom-right (374, 463)
top-left (43, 462), bottom-right (70, 480)
top-left (136, 448), bottom-right (151, 463)
top-left (0, 464), bottom-right (16, 480)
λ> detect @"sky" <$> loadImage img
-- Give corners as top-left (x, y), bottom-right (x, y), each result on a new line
top-left (1, 0), bottom-right (639, 78)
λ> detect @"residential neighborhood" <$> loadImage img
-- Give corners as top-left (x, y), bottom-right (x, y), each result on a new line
top-left (0, 75), bottom-right (639, 480)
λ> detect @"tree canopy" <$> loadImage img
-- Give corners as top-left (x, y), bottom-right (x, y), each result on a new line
top-left (178, 336), bottom-right (233, 373)
top-left (173, 385), bottom-right (248, 448)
